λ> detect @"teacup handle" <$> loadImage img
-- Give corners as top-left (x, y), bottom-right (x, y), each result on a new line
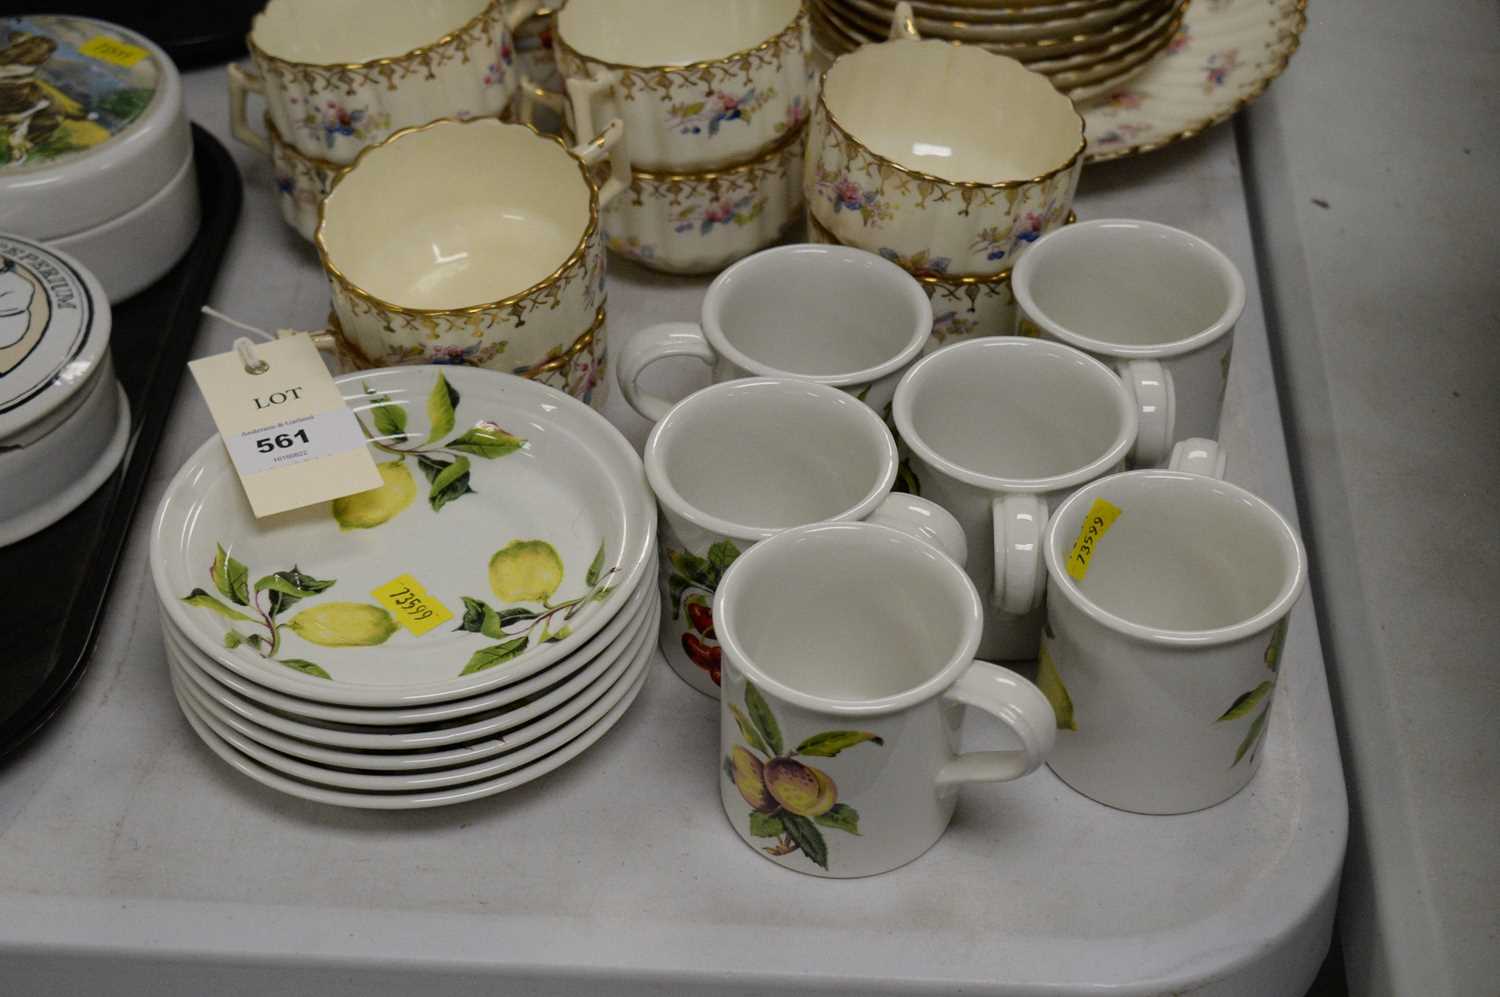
top-left (1169, 437), bottom-right (1227, 478)
top-left (863, 494), bottom-right (968, 568)
top-left (518, 74), bottom-right (566, 128)
top-left (566, 73), bottom-right (631, 209)
top-left (936, 660), bottom-right (1055, 786)
top-left (226, 63), bottom-right (269, 155)
top-left (618, 322), bottom-right (717, 422)
top-left (503, 0), bottom-right (543, 31)
top-left (1117, 358), bottom-right (1176, 467)
top-left (889, 1), bottom-right (921, 40)
top-left (991, 493), bottom-right (1047, 615)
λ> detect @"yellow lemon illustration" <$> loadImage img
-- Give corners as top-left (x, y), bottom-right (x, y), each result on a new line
top-left (331, 461), bottom-right (415, 530)
top-left (1037, 643), bottom-right (1076, 731)
top-left (489, 540), bottom-right (564, 604)
top-left (288, 603), bottom-right (398, 647)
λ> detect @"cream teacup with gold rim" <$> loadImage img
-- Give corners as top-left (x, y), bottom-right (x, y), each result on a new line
top-left (314, 113), bottom-right (629, 408)
top-left (805, 11), bottom-right (1084, 280)
top-left (228, 0), bottom-right (541, 165)
top-left (554, 0), bottom-right (812, 172)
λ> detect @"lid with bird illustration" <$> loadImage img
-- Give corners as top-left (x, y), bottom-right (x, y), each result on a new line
top-left (0, 232), bottom-right (110, 442)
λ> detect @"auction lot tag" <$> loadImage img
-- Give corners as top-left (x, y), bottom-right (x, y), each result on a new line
top-left (371, 574), bottom-right (455, 637)
top-left (1065, 498), bottom-right (1121, 581)
top-left (189, 335), bottom-right (380, 518)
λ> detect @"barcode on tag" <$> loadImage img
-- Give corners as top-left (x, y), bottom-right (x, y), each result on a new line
top-left (221, 409), bottom-right (369, 476)
top-left (1065, 498), bottom-right (1121, 581)
top-left (371, 574), bottom-right (454, 636)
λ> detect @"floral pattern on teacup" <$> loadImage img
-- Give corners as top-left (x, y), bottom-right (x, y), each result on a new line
top-left (725, 682), bottom-right (883, 871)
top-left (1203, 49), bottom-right (1240, 91)
top-left (302, 99), bottom-right (390, 151)
top-left (667, 87), bottom-right (776, 137)
top-left (877, 246), bottom-right (950, 279)
top-left (673, 194), bottom-right (767, 236)
top-left (813, 162), bottom-right (894, 227)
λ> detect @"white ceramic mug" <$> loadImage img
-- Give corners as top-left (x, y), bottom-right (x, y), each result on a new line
top-left (892, 337), bottom-right (1150, 660)
top-left (1038, 464), bottom-right (1306, 814)
top-left (1011, 219), bottom-right (1247, 467)
top-left (714, 520), bottom-right (1056, 878)
top-left (619, 245), bottom-right (931, 421)
top-left (645, 378), bottom-right (966, 697)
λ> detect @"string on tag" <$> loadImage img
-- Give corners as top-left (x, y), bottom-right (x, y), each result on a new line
top-left (233, 337), bottom-right (270, 376)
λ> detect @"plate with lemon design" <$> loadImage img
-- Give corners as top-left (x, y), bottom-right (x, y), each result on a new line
top-left (151, 365), bottom-right (655, 708)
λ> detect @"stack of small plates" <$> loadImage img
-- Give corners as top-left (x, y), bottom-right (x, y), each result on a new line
top-left (811, 0), bottom-right (1188, 99)
top-left (150, 366), bottom-right (657, 809)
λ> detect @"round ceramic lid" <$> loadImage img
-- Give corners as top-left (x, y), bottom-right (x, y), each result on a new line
top-left (152, 365), bottom-right (657, 708)
top-left (0, 15), bottom-right (189, 240)
top-left (0, 232), bottom-right (109, 442)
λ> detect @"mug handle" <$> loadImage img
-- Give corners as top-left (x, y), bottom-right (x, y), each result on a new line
top-left (226, 63), bottom-right (269, 155)
top-left (617, 322), bottom-right (717, 422)
top-left (936, 661), bottom-right (1056, 785)
top-left (991, 493), bottom-right (1047, 615)
top-left (503, 0), bottom-right (543, 31)
top-left (1118, 358), bottom-right (1176, 467)
top-left (1169, 437), bottom-right (1227, 478)
top-left (566, 73), bottom-right (631, 209)
top-left (863, 494), bottom-right (968, 568)
top-left (889, 1), bottom-right (921, 40)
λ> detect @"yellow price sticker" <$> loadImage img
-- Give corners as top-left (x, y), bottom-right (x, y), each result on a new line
top-left (1065, 498), bottom-right (1121, 581)
top-left (79, 35), bottom-right (151, 68)
top-left (370, 574), bottom-right (454, 637)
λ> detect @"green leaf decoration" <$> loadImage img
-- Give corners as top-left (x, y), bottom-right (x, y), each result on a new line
top-left (591, 586), bottom-right (615, 603)
top-left (748, 812), bottom-right (785, 838)
top-left (744, 682), bottom-right (783, 756)
top-left (1036, 642), bottom-right (1076, 731)
top-left (428, 455), bottom-right (474, 512)
top-left (1232, 706), bottom-right (1270, 767)
top-left (447, 421), bottom-right (525, 459)
top-left (793, 730), bottom-right (884, 757)
top-left (728, 703), bottom-right (769, 755)
top-left (706, 540), bottom-right (741, 578)
top-left (668, 549), bottom-right (714, 588)
top-left (366, 389), bottom-right (408, 443)
top-left (458, 596), bottom-right (505, 639)
top-left (182, 589), bottom-right (253, 622)
top-left (497, 606), bottom-right (539, 626)
top-left (416, 453), bottom-right (451, 485)
top-left (586, 542), bottom-right (606, 587)
top-left (1216, 680), bottom-right (1274, 723)
top-left (1265, 619), bottom-right (1289, 672)
top-left (544, 625), bottom-right (572, 643)
top-left (779, 813), bottom-right (829, 870)
top-left (254, 568), bottom-right (337, 618)
top-left (426, 373), bottom-right (458, 443)
top-left (278, 658), bottom-right (331, 680)
top-left (223, 630), bottom-right (243, 649)
top-left (813, 803), bottom-right (861, 836)
top-left (245, 634), bottom-right (266, 652)
top-left (211, 544), bottom-right (250, 606)
top-left (461, 636), bottom-right (531, 675)
top-left (667, 574), bottom-right (693, 619)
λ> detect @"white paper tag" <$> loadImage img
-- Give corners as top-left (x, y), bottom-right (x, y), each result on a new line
top-left (188, 335), bottom-right (381, 518)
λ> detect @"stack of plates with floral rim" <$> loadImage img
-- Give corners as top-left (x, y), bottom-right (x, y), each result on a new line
top-left (811, 0), bottom-right (1189, 100)
top-left (150, 366), bottom-right (657, 809)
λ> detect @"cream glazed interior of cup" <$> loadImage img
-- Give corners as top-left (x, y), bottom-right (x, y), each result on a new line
top-left (898, 340), bottom-right (1133, 484)
top-left (319, 120), bottom-right (591, 309)
top-left (251, 0), bottom-right (491, 63)
top-left (821, 40), bottom-right (1084, 183)
top-left (558, 0), bottom-right (801, 65)
top-left (716, 523), bottom-right (981, 703)
top-left (1046, 472), bottom-right (1306, 635)
top-left (647, 380), bottom-right (896, 534)
top-left (1015, 221), bottom-right (1247, 351)
top-left (707, 246), bottom-right (930, 379)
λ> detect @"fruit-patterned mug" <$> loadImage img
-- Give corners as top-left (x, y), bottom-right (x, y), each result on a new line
top-left (714, 521), bottom-right (1057, 878)
top-left (644, 377), bottom-right (966, 697)
top-left (619, 244), bottom-right (931, 422)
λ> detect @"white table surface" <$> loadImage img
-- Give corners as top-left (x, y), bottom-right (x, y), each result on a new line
top-left (0, 65), bottom-right (1346, 996)
top-left (1241, 0), bottom-right (1500, 993)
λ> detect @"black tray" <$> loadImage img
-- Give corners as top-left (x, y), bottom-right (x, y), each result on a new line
top-left (0, 125), bottom-right (241, 760)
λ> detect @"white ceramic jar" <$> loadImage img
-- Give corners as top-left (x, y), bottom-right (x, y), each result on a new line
top-left (0, 15), bottom-right (198, 302)
top-left (0, 233), bottom-right (129, 546)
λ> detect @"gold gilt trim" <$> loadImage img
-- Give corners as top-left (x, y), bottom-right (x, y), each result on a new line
top-left (247, 0), bottom-right (508, 92)
top-left (553, 7), bottom-right (808, 100)
top-left (266, 113), bottom-right (349, 177)
top-left (1086, 0), bottom-right (1308, 163)
top-left (624, 120), bottom-right (805, 206)
top-left (1046, 9), bottom-right (1183, 88)
top-left (516, 306), bottom-right (606, 378)
top-left (314, 117), bottom-right (602, 332)
top-left (816, 43), bottom-right (1085, 191)
top-left (806, 209), bottom-right (1076, 284)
